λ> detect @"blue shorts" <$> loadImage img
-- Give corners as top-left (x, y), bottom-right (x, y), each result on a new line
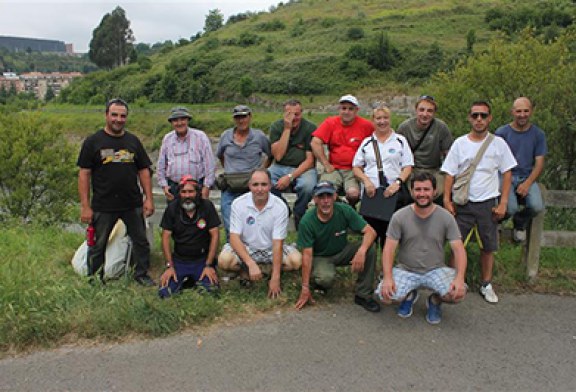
top-left (376, 267), bottom-right (456, 301)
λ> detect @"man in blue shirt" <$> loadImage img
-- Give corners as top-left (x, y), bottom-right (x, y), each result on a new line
top-left (495, 97), bottom-right (547, 242)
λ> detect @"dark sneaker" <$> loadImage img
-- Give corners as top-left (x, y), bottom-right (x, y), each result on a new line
top-left (134, 275), bottom-right (155, 287)
top-left (426, 295), bottom-right (442, 325)
top-left (397, 290), bottom-right (419, 318)
top-left (354, 295), bottom-right (381, 313)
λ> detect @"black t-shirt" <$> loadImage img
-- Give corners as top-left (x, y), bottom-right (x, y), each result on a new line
top-left (77, 129), bottom-right (152, 212)
top-left (160, 199), bottom-right (221, 262)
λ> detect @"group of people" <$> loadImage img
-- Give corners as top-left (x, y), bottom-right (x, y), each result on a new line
top-left (77, 94), bottom-right (547, 324)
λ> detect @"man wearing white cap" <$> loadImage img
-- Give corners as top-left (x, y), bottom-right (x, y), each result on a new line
top-left (157, 107), bottom-right (216, 201)
top-left (311, 94), bottom-right (374, 207)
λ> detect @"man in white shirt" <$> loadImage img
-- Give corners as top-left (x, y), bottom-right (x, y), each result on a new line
top-left (441, 101), bottom-right (517, 304)
top-left (217, 169), bottom-right (302, 298)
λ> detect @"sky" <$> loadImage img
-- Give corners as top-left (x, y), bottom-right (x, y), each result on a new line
top-left (0, 0), bottom-right (280, 53)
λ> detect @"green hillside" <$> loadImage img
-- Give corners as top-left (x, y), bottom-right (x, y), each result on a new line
top-left (59, 0), bottom-right (573, 105)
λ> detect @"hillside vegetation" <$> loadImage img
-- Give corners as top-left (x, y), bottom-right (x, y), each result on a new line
top-left (60, 0), bottom-right (518, 104)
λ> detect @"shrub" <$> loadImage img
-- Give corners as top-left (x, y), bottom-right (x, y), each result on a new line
top-left (346, 27), bottom-right (365, 40)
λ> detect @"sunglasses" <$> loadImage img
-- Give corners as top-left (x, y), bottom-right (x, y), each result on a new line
top-left (470, 112), bottom-right (489, 119)
top-left (418, 95), bottom-right (435, 101)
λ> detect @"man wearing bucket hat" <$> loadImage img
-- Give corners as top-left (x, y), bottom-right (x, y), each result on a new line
top-left (295, 180), bottom-right (380, 312)
top-left (311, 95), bottom-right (374, 207)
top-left (157, 107), bottom-right (216, 201)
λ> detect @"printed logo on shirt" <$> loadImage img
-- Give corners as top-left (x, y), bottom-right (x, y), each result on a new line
top-left (246, 216), bottom-right (256, 225)
top-left (388, 148), bottom-right (397, 154)
top-left (197, 218), bottom-right (207, 230)
top-left (101, 149), bottom-right (135, 164)
top-left (334, 229), bottom-right (347, 237)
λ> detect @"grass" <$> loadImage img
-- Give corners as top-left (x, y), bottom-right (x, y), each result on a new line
top-left (1, 222), bottom-right (574, 357)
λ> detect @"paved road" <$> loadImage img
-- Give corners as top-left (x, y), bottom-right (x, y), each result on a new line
top-left (1, 293), bottom-right (575, 391)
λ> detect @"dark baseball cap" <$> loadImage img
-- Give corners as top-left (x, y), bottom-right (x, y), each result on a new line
top-left (232, 105), bottom-right (252, 117)
top-left (313, 181), bottom-right (336, 196)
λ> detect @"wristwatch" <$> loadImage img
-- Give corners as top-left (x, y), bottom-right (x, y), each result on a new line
top-left (395, 178), bottom-right (403, 186)
top-left (165, 262), bottom-right (174, 269)
top-left (288, 173), bottom-right (293, 180)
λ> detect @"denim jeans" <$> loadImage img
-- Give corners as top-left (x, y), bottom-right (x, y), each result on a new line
top-left (88, 207), bottom-right (150, 279)
top-left (220, 189), bottom-right (244, 239)
top-left (506, 176), bottom-right (544, 230)
top-left (268, 163), bottom-right (317, 220)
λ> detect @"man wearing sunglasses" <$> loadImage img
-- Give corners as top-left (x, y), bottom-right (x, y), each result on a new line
top-left (77, 98), bottom-right (156, 286)
top-left (158, 176), bottom-right (221, 298)
top-left (217, 169), bottom-right (302, 299)
top-left (397, 95), bottom-right (453, 203)
top-left (441, 101), bottom-right (517, 304)
top-left (495, 97), bottom-right (547, 243)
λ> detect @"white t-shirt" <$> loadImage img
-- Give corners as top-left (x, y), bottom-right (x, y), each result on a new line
top-left (352, 132), bottom-right (414, 188)
top-left (441, 133), bottom-right (517, 202)
top-left (230, 192), bottom-right (288, 249)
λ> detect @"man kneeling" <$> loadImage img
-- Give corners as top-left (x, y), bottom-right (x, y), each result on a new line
top-left (159, 176), bottom-right (221, 298)
top-left (377, 172), bottom-right (467, 324)
top-left (218, 169), bottom-right (302, 298)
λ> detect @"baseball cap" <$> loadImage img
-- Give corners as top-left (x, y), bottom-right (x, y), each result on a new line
top-left (313, 181), bottom-right (336, 196)
top-left (339, 94), bottom-right (359, 107)
top-left (232, 105), bottom-right (252, 117)
top-left (168, 107), bottom-right (192, 122)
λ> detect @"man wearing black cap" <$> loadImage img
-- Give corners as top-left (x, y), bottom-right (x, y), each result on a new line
top-left (216, 105), bottom-right (271, 237)
top-left (311, 94), bottom-right (374, 207)
top-left (157, 107), bottom-right (216, 201)
top-left (397, 95), bottom-right (453, 202)
top-left (295, 181), bottom-right (380, 312)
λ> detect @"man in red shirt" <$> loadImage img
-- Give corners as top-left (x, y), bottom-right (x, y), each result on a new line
top-left (311, 95), bottom-right (374, 207)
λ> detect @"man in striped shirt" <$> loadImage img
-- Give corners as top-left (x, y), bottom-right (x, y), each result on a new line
top-left (157, 107), bottom-right (216, 200)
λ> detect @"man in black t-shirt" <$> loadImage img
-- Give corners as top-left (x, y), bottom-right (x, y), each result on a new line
top-left (77, 98), bottom-right (155, 286)
top-left (158, 176), bottom-right (221, 298)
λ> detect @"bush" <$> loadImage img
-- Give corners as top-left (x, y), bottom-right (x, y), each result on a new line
top-left (346, 27), bottom-right (365, 40)
top-left (0, 113), bottom-right (76, 224)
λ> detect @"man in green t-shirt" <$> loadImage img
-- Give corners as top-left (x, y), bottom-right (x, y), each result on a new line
top-left (268, 99), bottom-right (317, 228)
top-left (295, 181), bottom-right (380, 312)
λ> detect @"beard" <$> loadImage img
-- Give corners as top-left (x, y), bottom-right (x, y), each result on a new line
top-left (415, 197), bottom-right (432, 208)
top-left (181, 198), bottom-right (196, 212)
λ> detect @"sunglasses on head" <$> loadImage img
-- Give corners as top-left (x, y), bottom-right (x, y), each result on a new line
top-left (470, 112), bottom-right (489, 119)
top-left (419, 95), bottom-right (435, 101)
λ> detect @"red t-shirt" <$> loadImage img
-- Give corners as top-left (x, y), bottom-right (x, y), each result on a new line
top-left (312, 115), bottom-right (374, 169)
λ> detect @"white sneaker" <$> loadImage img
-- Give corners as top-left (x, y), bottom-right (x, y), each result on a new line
top-left (480, 283), bottom-right (499, 303)
top-left (513, 229), bottom-right (526, 243)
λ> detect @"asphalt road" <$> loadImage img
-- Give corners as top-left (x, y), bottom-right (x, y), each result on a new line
top-left (1, 293), bottom-right (575, 391)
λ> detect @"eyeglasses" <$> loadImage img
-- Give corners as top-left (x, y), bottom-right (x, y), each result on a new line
top-left (470, 112), bottom-right (490, 119)
top-left (418, 95), bottom-right (435, 102)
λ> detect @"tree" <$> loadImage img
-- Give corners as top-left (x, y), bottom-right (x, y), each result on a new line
top-left (429, 29), bottom-right (576, 190)
top-left (204, 9), bottom-right (224, 34)
top-left (89, 6), bottom-right (135, 69)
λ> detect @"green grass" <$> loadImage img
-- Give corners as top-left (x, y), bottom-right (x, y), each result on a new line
top-left (1, 218), bottom-right (574, 356)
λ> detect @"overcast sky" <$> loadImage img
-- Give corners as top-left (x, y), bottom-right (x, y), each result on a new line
top-left (0, 0), bottom-right (280, 53)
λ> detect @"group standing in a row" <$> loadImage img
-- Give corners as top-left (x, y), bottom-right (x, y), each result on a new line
top-left (77, 94), bottom-right (547, 323)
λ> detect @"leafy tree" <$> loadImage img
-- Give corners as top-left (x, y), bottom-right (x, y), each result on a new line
top-left (0, 113), bottom-right (76, 223)
top-left (204, 9), bottom-right (224, 33)
top-left (366, 32), bottom-right (400, 71)
top-left (428, 29), bottom-right (576, 190)
top-left (44, 86), bottom-right (55, 102)
top-left (89, 6), bottom-right (135, 69)
top-left (239, 76), bottom-right (254, 98)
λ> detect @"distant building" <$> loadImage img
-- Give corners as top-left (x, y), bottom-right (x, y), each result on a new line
top-left (0, 71), bottom-right (82, 99)
top-left (0, 35), bottom-right (71, 54)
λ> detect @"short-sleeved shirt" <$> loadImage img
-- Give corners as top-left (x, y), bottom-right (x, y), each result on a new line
top-left (160, 199), bottom-right (221, 262)
top-left (269, 118), bottom-right (317, 167)
top-left (387, 205), bottom-right (461, 273)
top-left (77, 129), bottom-right (152, 212)
top-left (230, 192), bottom-right (288, 250)
top-left (441, 133), bottom-right (517, 202)
top-left (495, 124), bottom-right (547, 178)
top-left (216, 128), bottom-right (271, 173)
top-left (298, 203), bottom-right (368, 257)
top-left (312, 115), bottom-right (374, 170)
top-left (352, 132), bottom-right (414, 188)
top-left (396, 118), bottom-right (453, 169)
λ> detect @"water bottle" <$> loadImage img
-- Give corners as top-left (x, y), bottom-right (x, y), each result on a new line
top-left (86, 224), bottom-right (96, 247)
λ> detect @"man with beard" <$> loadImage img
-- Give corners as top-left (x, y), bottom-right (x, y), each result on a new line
top-left (377, 172), bottom-right (467, 325)
top-left (295, 181), bottom-right (380, 312)
top-left (158, 176), bottom-right (221, 298)
top-left (77, 98), bottom-right (155, 286)
top-left (217, 169), bottom-right (302, 298)
top-left (157, 107), bottom-right (216, 201)
top-left (442, 101), bottom-right (516, 304)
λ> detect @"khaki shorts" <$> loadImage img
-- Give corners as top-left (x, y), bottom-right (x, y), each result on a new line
top-left (320, 169), bottom-right (359, 194)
